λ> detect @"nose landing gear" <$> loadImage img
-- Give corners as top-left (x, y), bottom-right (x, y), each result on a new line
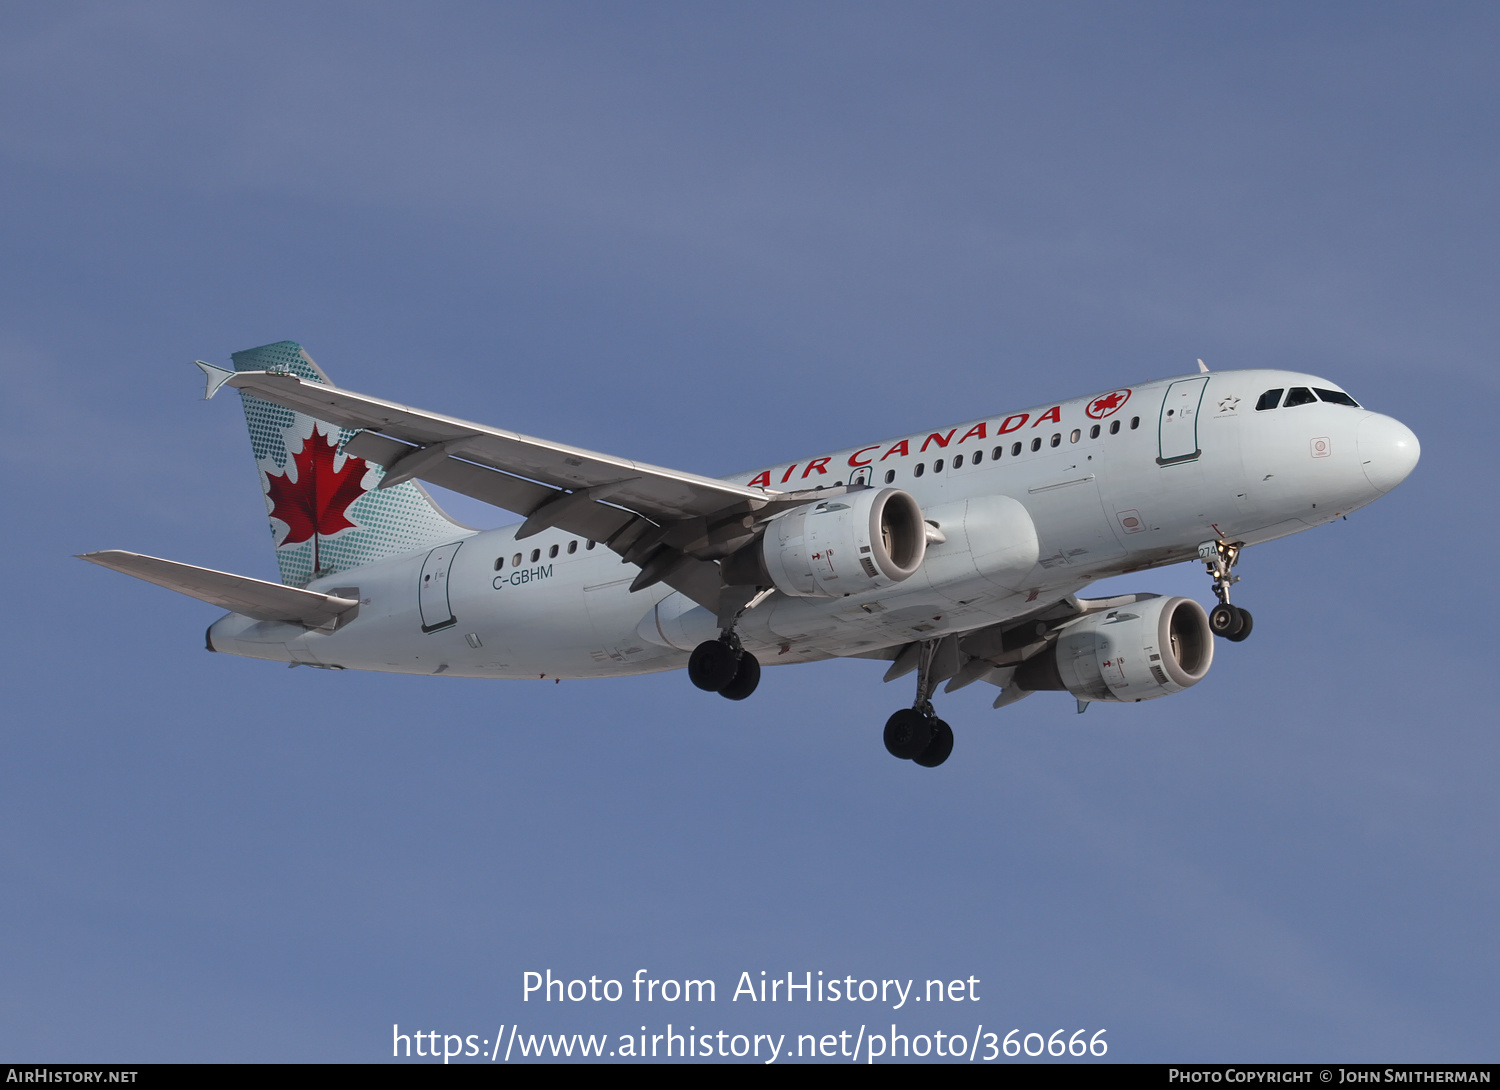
top-left (1200, 539), bottom-right (1253, 642)
top-left (883, 639), bottom-right (955, 767)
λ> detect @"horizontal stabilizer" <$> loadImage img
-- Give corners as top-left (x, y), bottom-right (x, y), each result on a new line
top-left (78, 550), bottom-right (358, 629)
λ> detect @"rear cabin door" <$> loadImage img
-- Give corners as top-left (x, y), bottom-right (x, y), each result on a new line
top-left (419, 541), bottom-right (463, 632)
top-left (1158, 377), bottom-right (1210, 465)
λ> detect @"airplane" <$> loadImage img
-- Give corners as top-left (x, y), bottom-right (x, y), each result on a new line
top-left (81, 341), bottom-right (1420, 768)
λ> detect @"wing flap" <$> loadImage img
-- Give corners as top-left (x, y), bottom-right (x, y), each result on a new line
top-left (79, 550), bottom-right (359, 629)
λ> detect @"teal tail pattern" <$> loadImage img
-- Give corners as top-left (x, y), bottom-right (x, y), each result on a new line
top-left (231, 341), bottom-right (468, 587)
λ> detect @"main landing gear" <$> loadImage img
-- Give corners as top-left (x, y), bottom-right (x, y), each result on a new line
top-left (688, 632), bottom-right (761, 701)
top-left (883, 639), bottom-right (954, 768)
top-left (884, 708), bottom-right (954, 767)
top-left (1199, 539), bottom-right (1253, 642)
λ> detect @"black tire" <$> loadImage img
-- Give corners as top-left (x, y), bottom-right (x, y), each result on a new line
top-left (913, 719), bottom-right (954, 767)
top-left (883, 708), bottom-right (934, 760)
top-left (1209, 603), bottom-right (1243, 638)
top-left (688, 640), bottom-right (739, 692)
top-left (719, 652), bottom-right (761, 700)
top-left (1226, 607), bottom-right (1254, 642)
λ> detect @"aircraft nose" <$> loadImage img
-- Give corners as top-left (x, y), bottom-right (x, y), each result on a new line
top-left (1357, 413), bottom-right (1420, 494)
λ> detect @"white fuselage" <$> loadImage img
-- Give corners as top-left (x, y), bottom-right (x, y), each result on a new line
top-left (206, 369), bottom-right (1417, 679)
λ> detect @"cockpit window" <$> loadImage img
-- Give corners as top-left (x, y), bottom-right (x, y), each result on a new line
top-left (1315, 388), bottom-right (1360, 407)
top-left (1283, 387), bottom-right (1317, 407)
top-left (1256, 389), bottom-right (1284, 411)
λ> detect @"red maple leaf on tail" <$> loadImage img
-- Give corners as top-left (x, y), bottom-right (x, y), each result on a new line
top-left (264, 430), bottom-right (370, 572)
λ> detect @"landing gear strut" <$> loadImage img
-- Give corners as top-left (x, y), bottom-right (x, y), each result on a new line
top-left (1199, 539), bottom-right (1253, 642)
top-left (688, 630), bottom-right (761, 700)
top-left (883, 639), bottom-right (954, 767)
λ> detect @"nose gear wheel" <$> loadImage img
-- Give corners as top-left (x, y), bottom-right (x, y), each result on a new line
top-left (1209, 603), bottom-right (1254, 641)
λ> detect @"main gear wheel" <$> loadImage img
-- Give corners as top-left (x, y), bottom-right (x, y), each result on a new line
top-left (689, 638), bottom-right (762, 699)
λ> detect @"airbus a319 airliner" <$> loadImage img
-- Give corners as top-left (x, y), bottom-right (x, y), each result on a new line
top-left (83, 342), bottom-right (1419, 767)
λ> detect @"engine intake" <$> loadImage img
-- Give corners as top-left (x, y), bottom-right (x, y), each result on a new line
top-left (1013, 596), bottom-right (1213, 702)
top-left (722, 488), bottom-right (926, 597)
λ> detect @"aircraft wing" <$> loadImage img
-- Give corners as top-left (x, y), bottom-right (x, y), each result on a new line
top-left (226, 371), bottom-right (763, 522)
top-left (226, 370), bottom-right (854, 617)
top-left (79, 550), bottom-right (359, 631)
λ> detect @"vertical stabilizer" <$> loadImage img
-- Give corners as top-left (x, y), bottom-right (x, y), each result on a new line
top-left (230, 341), bottom-right (468, 586)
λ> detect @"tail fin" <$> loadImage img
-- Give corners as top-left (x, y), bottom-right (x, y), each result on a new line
top-left (228, 341), bottom-right (468, 587)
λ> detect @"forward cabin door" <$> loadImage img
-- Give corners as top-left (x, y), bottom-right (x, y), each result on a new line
top-left (419, 541), bottom-right (463, 632)
top-left (1158, 377), bottom-right (1210, 465)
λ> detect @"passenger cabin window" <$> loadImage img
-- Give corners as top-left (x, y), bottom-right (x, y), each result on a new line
top-left (1050, 433), bottom-right (1061, 447)
top-left (1011, 442), bottom-right (1022, 456)
top-left (1109, 420), bottom-right (1120, 435)
top-left (512, 552), bottom-right (522, 566)
top-left (1284, 387), bottom-right (1317, 407)
top-left (1030, 437), bottom-right (1042, 452)
top-left (1130, 416), bottom-right (1140, 429)
top-left (549, 544), bottom-right (559, 558)
top-left (586, 541), bottom-right (596, 550)
top-left (992, 446), bottom-right (1003, 460)
top-left (494, 557), bottom-right (504, 571)
top-left (567, 540), bottom-right (578, 554)
top-left (1315, 388), bottom-right (1360, 407)
top-left (884, 469), bottom-right (896, 484)
top-left (914, 463), bottom-right (925, 477)
top-left (1089, 425), bottom-right (1100, 439)
top-left (530, 549), bottom-right (541, 563)
top-left (1256, 389), bottom-right (1284, 411)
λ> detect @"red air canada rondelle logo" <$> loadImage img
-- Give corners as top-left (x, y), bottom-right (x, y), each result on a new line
top-left (264, 429), bottom-right (370, 547)
top-left (1085, 389), bottom-right (1132, 420)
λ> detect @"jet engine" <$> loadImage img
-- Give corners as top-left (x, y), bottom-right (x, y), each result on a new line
top-left (722, 487), bottom-right (926, 597)
top-left (1012, 596), bottom-right (1213, 703)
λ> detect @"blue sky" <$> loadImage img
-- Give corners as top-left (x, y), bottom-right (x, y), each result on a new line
top-left (1, 2), bottom-right (1495, 1062)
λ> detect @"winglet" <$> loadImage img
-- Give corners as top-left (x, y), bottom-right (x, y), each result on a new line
top-left (1197, 358), bottom-right (1210, 373)
top-left (195, 360), bottom-right (236, 400)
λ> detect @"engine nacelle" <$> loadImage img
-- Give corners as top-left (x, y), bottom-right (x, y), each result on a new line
top-left (1013, 596), bottom-right (1213, 703)
top-left (722, 488), bottom-right (926, 598)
